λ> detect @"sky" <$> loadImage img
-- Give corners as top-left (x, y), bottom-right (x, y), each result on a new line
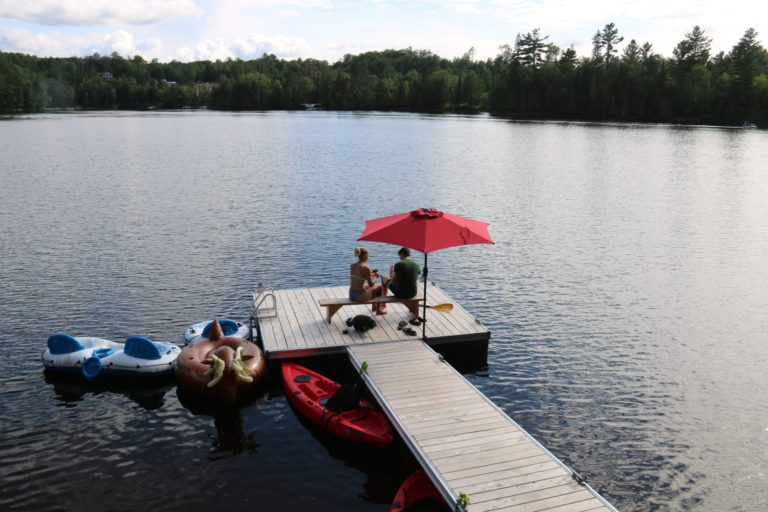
top-left (0, 0), bottom-right (765, 63)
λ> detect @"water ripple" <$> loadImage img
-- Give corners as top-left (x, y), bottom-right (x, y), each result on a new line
top-left (2, 112), bottom-right (768, 511)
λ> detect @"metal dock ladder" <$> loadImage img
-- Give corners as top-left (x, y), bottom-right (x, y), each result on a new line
top-left (249, 284), bottom-right (277, 345)
top-left (250, 284), bottom-right (277, 320)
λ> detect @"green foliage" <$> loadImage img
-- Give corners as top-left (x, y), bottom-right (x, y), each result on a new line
top-left (1, 25), bottom-right (767, 125)
top-left (454, 492), bottom-right (470, 512)
top-left (623, 40), bottom-right (641, 63)
top-left (593, 23), bottom-right (624, 62)
top-left (674, 26), bottom-right (712, 67)
top-left (514, 29), bottom-right (552, 69)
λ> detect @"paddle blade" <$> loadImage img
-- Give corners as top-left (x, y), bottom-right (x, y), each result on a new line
top-left (427, 303), bottom-right (453, 312)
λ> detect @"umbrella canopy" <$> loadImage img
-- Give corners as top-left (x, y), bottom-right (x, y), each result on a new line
top-left (358, 208), bottom-right (494, 340)
top-left (358, 208), bottom-right (493, 254)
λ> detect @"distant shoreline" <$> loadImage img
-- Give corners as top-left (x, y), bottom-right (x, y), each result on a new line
top-left (10, 106), bottom-right (755, 130)
top-left (2, 34), bottom-right (766, 127)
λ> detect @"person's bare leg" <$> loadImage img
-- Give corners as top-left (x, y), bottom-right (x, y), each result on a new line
top-left (368, 285), bottom-right (379, 314)
top-left (377, 275), bottom-right (389, 314)
top-left (357, 285), bottom-right (382, 313)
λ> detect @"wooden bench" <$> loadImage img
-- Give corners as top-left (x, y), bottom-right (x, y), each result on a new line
top-left (319, 296), bottom-right (423, 323)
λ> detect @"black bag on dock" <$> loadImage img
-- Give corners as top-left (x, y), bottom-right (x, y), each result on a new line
top-left (346, 315), bottom-right (376, 333)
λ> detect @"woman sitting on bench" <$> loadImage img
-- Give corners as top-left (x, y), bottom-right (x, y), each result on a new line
top-left (349, 247), bottom-right (386, 315)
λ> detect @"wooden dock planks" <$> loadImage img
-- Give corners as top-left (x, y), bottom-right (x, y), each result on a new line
top-left (259, 282), bottom-right (489, 358)
top-left (257, 285), bottom-right (616, 511)
top-left (347, 340), bottom-right (617, 512)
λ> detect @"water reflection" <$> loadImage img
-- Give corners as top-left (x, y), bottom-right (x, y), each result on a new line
top-left (435, 344), bottom-right (488, 375)
top-left (43, 371), bottom-right (175, 410)
top-left (176, 385), bottom-right (265, 459)
top-left (3, 112), bottom-right (768, 511)
top-left (282, 395), bottom-right (403, 506)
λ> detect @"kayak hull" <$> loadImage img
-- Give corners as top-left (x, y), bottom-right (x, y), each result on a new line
top-left (282, 361), bottom-right (393, 446)
top-left (390, 470), bottom-right (446, 512)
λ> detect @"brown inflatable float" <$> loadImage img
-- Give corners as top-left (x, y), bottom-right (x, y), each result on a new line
top-left (175, 320), bottom-right (266, 403)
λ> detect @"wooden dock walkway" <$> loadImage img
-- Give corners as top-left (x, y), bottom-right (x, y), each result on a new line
top-left (257, 281), bottom-right (489, 359)
top-left (347, 340), bottom-right (618, 512)
top-left (256, 284), bottom-right (618, 511)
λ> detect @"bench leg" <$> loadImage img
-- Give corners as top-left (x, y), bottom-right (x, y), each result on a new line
top-left (326, 305), bottom-right (342, 323)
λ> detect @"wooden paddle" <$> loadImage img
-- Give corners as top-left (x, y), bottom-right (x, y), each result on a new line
top-left (426, 303), bottom-right (453, 312)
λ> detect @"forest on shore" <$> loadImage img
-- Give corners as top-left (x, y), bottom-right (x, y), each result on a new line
top-left (1, 24), bottom-right (767, 126)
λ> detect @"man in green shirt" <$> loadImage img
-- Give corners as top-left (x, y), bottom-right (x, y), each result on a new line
top-left (383, 247), bottom-right (420, 299)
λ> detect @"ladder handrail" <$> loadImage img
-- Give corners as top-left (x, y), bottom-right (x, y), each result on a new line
top-left (250, 284), bottom-right (277, 320)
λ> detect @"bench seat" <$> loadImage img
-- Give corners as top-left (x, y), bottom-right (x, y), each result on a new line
top-left (319, 295), bottom-right (423, 323)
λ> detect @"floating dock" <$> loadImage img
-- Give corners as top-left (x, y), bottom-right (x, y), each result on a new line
top-left (258, 281), bottom-right (489, 359)
top-left (254, 284), bottom-right (618, 511)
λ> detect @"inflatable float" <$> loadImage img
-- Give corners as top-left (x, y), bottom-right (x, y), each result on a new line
top-left (183, 318), bottom-right (249, 345)
top-left (390, 470), bottom-right (446, 512)
top-left (175, 319), bottom-right (266, 404)
top-left (282, 361), bottom-right (393, 447)
top-left (42, 334), bottom-right (180, 380)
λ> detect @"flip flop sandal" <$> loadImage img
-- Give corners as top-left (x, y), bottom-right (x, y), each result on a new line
top-left (403, 327), bottom-right (417, 336)
top-left (409, 318), bottom-right (421, 326)
top-left (397, 321), bottom-right (407, 330)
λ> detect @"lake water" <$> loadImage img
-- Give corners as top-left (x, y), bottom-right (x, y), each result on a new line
top-left (1, 111), bottom-right (767, 511)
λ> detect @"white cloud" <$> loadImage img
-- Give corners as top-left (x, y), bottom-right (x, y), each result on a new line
top-left (176, 32), bottom-right (312, 60)
top-left (102, 29), bottom-right (136, 55)
top-left (277, 9), bottom-right (302, 18)
top-left (233, 33), bottom-right (312, 58)
top-left (0, 23), bottom-right (312, 62)
top-left (0, 25), bottom-right (168, 58)
top-left (0, 0), bottom-right (203, 26)
top-left (0, 0), bottom-right (764, 63)
top-left (456, 0), bottom-right (764, 53)
top-left (0, 27), bottom-right (72, 56)
top-left (176, 38), bottom-right (231, 61)
top-left (237, 0), bottom-right (333, 7)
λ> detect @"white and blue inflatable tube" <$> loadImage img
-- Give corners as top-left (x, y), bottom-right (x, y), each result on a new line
top-left (182, 318), bottom-right (249, 345)
top-left (43, 334), bottom-right (181, 381)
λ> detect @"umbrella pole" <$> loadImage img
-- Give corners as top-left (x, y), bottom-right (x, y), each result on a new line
top-left (422, 252), bottom-right (428, 341)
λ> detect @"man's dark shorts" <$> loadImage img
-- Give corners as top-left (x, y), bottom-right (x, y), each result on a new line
top-left (388, 281), bottom-right (415, 299)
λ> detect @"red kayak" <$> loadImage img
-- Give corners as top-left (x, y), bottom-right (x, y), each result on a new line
top-left (282, 362), bottom-right (393, 446)
top-left (391, 470), bottom-right (446, 512)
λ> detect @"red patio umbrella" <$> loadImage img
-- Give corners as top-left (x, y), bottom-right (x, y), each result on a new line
top-left (358, 208), bottom-right (494, 339)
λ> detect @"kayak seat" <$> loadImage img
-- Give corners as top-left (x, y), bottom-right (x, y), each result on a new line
top-left (326, 384), bottom-right (362, 412)
top-left (47, 334), bottom-right (85, 355)
top-left (201, 318), bottom-right (240, 338)
top-left (124, 336), bottom-right (162, 360)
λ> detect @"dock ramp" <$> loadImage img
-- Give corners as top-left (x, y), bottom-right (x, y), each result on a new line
top-left (347, 340), bottom-right (618, 512)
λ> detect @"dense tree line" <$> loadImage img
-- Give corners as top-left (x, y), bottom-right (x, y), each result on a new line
top-left (1, 25), bottom-right (767, 125)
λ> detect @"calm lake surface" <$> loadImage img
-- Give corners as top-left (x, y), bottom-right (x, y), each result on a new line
top-left (1, 111), bottom-right (767, 511)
